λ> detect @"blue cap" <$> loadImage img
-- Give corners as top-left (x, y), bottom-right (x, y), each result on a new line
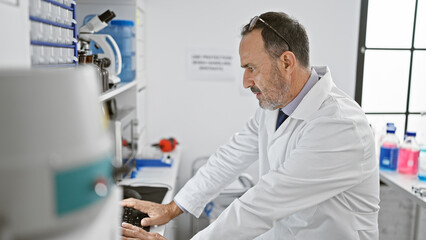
top-left (386, 122), bottom-right (395, 126)
top-left (406, 131), bottom-right (416, 137)
top-left (386, 126), bottom-right (396, 134)
top-left (110, 20), bottom-right (134, 26)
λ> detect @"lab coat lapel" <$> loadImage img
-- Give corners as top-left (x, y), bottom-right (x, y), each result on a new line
top-left (265, 109), bottom-right (277, 139)
top-left (266, 66), bottom-right (333, 167)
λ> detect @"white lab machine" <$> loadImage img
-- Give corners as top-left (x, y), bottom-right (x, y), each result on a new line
top-left (0, 66), bottom-right (120, 240)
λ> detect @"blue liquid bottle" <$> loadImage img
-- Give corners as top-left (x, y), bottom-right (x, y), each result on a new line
top-left (379, 125), bottom-right (399, 171)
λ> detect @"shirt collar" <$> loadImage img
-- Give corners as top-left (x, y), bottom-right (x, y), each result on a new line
top-left (281, 67), bottom-right (319, 116)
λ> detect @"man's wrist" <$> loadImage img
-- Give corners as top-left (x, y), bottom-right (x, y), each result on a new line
top-left (167, 200), bottom-right (184, 219)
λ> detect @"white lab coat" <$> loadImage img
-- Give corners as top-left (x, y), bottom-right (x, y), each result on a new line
top-left (174, 66), bottom-right (380, 240)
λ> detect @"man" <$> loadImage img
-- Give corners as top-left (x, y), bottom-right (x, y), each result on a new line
top-left (122, 11), bottom-right (380, 240)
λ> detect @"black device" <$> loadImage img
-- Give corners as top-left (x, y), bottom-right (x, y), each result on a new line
top-left (121, 186), bottom-right (169, 232)
top-left (122, 188), bottom-right (150, 232)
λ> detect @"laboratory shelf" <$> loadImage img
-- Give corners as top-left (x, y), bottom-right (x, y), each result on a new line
top-left (32, 63), bottom-right (77, 68)
top-left (29, 16), bottom-right (75, 30)
top-left (30, 40), bottom-right (75, 48)
top-left (99, 81), bottom-right (137, 102)
top-left (43, 0), bottom-right (74, 10)
top-left (29, 0), bottom-right (77, 66)
top-left (380, 170), bottom-right (426, 208)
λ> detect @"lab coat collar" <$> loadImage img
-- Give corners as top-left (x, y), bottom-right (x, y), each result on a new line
top-left (290, 66), bottom-right (333, 120)
top-left (265, 66), bottom-right (332, 137)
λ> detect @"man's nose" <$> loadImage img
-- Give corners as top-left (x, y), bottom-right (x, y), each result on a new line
top-left (243, 71), bottom-right (254, 89)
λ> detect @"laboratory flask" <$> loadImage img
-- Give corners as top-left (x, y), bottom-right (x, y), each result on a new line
top-left (397, 132), bottom-right (420, 175)
top-left (417, 113), bottom-right (426, 180)
top-left (379, 125), bottom-right (399, 171)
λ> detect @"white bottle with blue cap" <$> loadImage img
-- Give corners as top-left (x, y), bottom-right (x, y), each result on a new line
top-left (417, 113), bottom-right (426, 181)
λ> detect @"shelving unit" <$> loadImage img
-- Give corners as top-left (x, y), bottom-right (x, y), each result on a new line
top-left (99, 81), bottom-right (138, 102)
top-left (76, 0), bottom-right (148, 156)
top-left (29, 0), bottom-right (78, 66)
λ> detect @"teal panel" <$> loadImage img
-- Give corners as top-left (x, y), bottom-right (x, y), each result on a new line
top-left (55, 155), bottom-right (113, 216)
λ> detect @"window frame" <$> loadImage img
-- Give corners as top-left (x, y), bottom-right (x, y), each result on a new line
top-left (355, 0), bottom-right (425, 132)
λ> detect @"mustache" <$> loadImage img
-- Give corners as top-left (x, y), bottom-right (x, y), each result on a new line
top-left (251, 86), bottom-right (261, 94)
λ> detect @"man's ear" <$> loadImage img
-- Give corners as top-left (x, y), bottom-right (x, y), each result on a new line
top-left (279, 51), bottom-right (296, 71)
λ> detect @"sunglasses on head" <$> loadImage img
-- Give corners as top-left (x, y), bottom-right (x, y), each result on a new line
top-left (249, 16), bottom-right (292, 51)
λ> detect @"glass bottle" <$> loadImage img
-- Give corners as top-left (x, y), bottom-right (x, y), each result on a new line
top-left (417, 113), bottom-right (426, 181)
top-left (379, 126), bottom-right (399, 171)
top-left (397, 131), bottom-right (420, 175)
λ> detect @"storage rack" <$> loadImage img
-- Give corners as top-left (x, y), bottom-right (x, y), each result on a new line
top-left (29, 0), bottom-right (78, 66)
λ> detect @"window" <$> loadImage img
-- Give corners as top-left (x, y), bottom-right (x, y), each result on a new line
top-left (355, 0), bottom-right (426, 141)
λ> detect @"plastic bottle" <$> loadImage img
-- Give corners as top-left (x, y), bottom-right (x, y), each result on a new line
top-left (418, 149), bottom-right (426, 180)
top-left (103, 20), bottom-right (136, 83)
top-left (417, 113), bottom-right (426, 181)
top-left (397, 131), bottom-right (420, 175)
top-left (379, 126), bottom-right (399, 171)
top-left (376, 122), bottom-right (395, 161)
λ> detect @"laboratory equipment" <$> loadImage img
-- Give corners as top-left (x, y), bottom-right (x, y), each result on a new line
top-left (109, 107), bottom-right (138, 180)
top-left (397, 132), bottom-right (420, 175)
top-left (152, 138), bottom-right (179, 153)
top-left (78, 10), bottom-right (122, 86)
top-left (108, 20), bottom-right (135, 83)
top-left (0, 66), bottom-right (119, 240)
top-left (122, 188), bottom-right (149, 231)
top-left (418, 113), bottom-right (426, 181)
top-left (85, 18), bottom-right (136, 83)
top-left (418, 149), bottom-right (426, 181)
top-left (120, 185), bottom-right (169, 231)
top-left (379, 125), bottom-right (399, 171)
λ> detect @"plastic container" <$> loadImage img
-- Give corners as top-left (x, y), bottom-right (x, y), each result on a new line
top-left (379, 126), bottom-right (399, 171)
top-left (376, 122), bottom-right (395, 159)
top-left (104, 20), bottom-right (135, 83)
top-left (417, 113), bottom-right (426, 180)
top-left (84, 16), bottom-right (136, 83)
top-left (397, 131), bottom-right (420, 175)
top-left (418, 148), bottom-right (426, 181)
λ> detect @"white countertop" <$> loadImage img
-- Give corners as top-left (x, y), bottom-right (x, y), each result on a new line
top-left (380, 170), bottom-right (426, 208)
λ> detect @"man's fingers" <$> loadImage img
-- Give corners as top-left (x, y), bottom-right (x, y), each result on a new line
top-left (122, 198), bottom-right (152, 212)
top-left (121, 227), bottom-right (138, 237)
top-left (122, 223), bottom-right (148, 238)
top-left (141, 217), bottom-right (151, 227)
top-left (122, 222), bottom-right (141, 230)
top-left (121, 222), bottom-right (166, 240)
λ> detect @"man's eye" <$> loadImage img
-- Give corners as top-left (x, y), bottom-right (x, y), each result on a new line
top-left (249, 66), bottom-right (255, 72)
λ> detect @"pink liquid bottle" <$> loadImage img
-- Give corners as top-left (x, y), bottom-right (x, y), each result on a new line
top-left (397, 131), bottom-right (420, 175)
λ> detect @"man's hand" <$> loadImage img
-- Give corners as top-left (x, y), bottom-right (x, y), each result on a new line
top-left (121, 222), bottom-right (167, 240)
top-left (121, 199), bottom-right (183, 227)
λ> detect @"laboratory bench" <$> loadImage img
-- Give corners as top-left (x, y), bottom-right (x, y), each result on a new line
top-left (380, 170), bottom-right (426, 208)
top-left (119, 148), bottom-right (181, 237)
top-left (380, 170), bottom-right (426, 240)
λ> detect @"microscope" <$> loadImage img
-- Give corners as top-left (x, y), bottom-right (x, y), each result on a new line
top-left (78, 10), bottom-right (122, 88)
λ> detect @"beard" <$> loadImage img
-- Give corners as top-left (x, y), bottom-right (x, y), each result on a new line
top-left (253, 64), bottom-right (290, 110)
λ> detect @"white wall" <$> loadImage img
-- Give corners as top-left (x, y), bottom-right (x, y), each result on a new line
top-left (0, 1), bottom-right (30, 68)
top-left (144, 0), bottom-right (361, 239)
